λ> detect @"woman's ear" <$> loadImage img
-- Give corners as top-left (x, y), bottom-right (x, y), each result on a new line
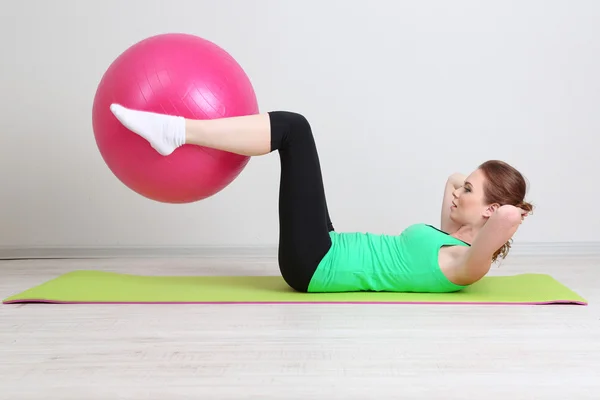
top-left (483, 203), bottom-right (501, 218)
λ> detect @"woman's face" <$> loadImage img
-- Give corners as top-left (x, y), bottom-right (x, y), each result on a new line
top-left (450, 169), bottom-right (496, 225)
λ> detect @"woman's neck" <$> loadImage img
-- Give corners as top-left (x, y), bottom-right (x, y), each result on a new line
top-left (452, 224), bottom-right (480, 245)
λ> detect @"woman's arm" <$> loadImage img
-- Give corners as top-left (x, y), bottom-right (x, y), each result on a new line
top-left (454, 205), bottom-right (526, 284)
top-left (440, 172), bottom-right (466, 233)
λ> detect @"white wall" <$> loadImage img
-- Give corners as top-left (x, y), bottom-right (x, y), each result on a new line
top-left (1, 0), bottom-right (599, 252)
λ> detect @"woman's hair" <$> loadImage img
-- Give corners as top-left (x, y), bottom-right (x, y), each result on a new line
top-left (478, 160), bottom-right (534, 263)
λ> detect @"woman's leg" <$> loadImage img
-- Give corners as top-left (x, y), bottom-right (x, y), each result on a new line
top-left (268, 111), bottom-right (334, 291)
top-left (109, 103), bottom-right (272, 156)
top-left (110, 105), bottom-right (333, 291)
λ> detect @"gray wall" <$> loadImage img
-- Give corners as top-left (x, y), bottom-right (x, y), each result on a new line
top-left (1, 0), bottom-right (598, 252)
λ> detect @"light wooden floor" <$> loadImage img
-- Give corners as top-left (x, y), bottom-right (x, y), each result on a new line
top-left (0, 254), bottom-right (598, 399)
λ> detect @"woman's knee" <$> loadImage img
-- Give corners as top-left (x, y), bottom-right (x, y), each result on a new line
top-left (271, 111), bottom-right (312, 138)
top-left (287, 112), bottom-right (311, 134)
top-left (270, 111), bottom-right (314, 152)
top-left (271, 111), bottom-right (310, 130)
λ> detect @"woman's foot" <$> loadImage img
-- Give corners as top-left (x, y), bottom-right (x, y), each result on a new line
top-left (110, 104), bottom-right (186, 156)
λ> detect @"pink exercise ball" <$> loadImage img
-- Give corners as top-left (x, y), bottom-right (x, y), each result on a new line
top-left (92, 33), bottom-right (258, 203)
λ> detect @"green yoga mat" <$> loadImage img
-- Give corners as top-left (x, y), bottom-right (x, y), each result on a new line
top-left (2, 270), bottom-right (587, 305)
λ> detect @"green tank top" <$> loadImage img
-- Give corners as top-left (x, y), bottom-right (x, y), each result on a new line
top-left (307, 223), bottom-right (470, 293)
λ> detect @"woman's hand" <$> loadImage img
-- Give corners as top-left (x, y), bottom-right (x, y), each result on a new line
top-left (498, 204), bottom-right (531, 224)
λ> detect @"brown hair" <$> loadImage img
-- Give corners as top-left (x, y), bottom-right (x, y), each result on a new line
top-left (478, 160), bottom-right (534, 263)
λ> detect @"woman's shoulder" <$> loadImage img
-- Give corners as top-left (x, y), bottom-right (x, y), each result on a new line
top-left (400, 223), bottom-right (470, 245)
top-left (400, 223), bottom-right (440, 234)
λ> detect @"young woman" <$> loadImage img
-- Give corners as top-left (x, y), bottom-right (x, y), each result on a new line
top-left (109, 104), bottom-right (533, 293)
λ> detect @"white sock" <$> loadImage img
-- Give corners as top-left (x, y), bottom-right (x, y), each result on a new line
top-left (110, 103), bottom-right (186, 156)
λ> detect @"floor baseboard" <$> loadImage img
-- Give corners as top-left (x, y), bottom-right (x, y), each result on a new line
top-left (509, 242), bottom-right (600, 257)
top-left (0, 246), bottom-right (276, 260)
top-left (1, 242), bottom-right (600, 260)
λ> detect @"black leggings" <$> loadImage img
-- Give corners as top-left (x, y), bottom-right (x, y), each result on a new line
top-left (269, 111), bottom-right (334, 292)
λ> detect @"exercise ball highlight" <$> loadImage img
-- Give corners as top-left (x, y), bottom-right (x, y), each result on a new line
top-left (92, 33), bottom-right (258, 203)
